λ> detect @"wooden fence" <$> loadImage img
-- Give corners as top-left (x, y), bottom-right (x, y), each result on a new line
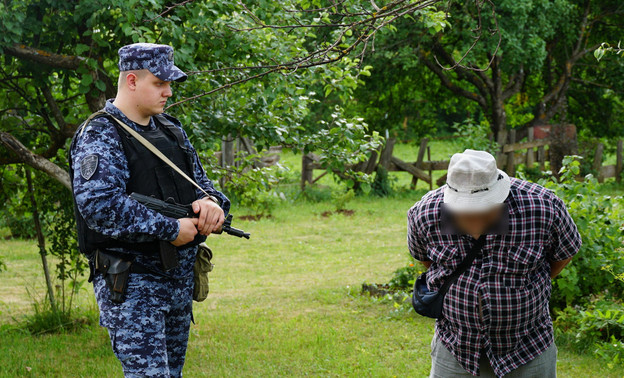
top-left (300, 127), bottom-right (623, 190)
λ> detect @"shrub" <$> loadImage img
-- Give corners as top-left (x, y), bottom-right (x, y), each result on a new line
top-left (452, 118), bottom-right (500, 155)
top-left (202, 153), bottom-right (288, 216)
top-left (388, 263), bottom-right (423, 290)
top-left (537, 156), bottom-right (624, 310)
top-left (371, 165), bottom-right (395, 197)
top-left (22, 291), bottom-right (98, 335)
top-left (554, 297), bottom-right (624, 369)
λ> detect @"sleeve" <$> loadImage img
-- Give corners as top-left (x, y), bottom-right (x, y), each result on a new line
top-left (71, 121), bottom-right (180, 243)
top-left (547, 195), bottom-right (582, 262)
top-left (408, 203), bottom-right (429, 261)
top-left (178, 126), bottom-right (231, 216)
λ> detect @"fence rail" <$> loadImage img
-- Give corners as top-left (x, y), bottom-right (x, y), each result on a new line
top-left (299, 126), bottom-right (623, 189)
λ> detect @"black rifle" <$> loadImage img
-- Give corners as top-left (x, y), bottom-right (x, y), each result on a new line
top-left (130, 192), bottom-right (250, 239)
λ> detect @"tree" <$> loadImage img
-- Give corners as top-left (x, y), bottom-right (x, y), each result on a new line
top-left (0, 0), bottom-right (454, 190)
top-left (371, 0), bottom-right (624, 144)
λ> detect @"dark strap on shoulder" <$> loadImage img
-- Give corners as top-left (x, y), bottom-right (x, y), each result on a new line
top-left (438, 235), bottom-right (486, 295)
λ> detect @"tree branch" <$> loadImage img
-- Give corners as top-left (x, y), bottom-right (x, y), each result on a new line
top-left (3, 44), bottom-right (84, 70)
top-left (431, 42), bottom-right (490, 100)
top-left (0, 132), bottom-right (70, 190)
top-left (419, 51), bottom-right (488, 108)
top-left (502, 66), bottom-right (525, 101)
top-left (170, 0), bottom-right (445, 108)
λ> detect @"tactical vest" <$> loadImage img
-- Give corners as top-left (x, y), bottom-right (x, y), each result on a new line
top-left (70, 112), bottom-right (203, 257)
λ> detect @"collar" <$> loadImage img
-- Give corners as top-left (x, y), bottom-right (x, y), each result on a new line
top-left (105, 99), bottom-right (156, 130)
top-left (440, 201), bottom-right (510, 236)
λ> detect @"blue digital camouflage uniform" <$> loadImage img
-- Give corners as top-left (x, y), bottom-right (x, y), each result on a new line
top-left (71, 44), bottom-right (229, 377)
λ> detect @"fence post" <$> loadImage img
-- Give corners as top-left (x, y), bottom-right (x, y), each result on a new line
top-left (220, 134), bottom-right (235, 188)
top-left (526, 127), bottom-right (535, 167)
top-left (616, 140), bottom-right (623, 184)
top-left (537, 145), bottom-right (546, 171)
top-left (411, 138), bottom-right (429, 190)
top-left (301, 153), bottom-right (314, 191)
top-left (427, 146), bottom-right (433, 191)
top-left (506, 130), bottom-right (517, 177)
top-left (593, 143), bottom-right (605, 183)
top-left (379, 137), bottom-right (396, 169)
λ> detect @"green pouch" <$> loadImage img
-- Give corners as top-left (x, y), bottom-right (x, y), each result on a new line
top-left (193, 242), bottom-right (214, 302)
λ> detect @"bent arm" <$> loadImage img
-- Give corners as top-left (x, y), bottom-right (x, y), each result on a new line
top-left (550, 257), bottom-right (573, 278)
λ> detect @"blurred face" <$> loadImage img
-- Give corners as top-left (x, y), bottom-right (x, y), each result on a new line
top-left (450, 205), bottom-right (504, 238)
top-left (133, 72), bottom-right (172, 116)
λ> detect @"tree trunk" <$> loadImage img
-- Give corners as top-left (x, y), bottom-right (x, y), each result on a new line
top-left (26, 169), bottom-right (57, 312)
top-left (490, 58), bottom-right (508, 146)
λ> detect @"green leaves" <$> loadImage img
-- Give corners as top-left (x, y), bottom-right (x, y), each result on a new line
top-left (594, 42), bottom-right (624, 61)
top-left (75, 44), bottom-right (90, 55)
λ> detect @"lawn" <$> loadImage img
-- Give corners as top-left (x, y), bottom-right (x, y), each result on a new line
top-left (1, 195), bottom-right (622, 377)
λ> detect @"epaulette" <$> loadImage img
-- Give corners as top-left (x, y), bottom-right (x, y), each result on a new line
top-left (77, 111), bottom-right (114, 137)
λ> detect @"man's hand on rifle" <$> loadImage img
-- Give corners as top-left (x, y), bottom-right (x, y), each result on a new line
top-left (172, 218), bottom-right (199, 246)
top-left (192, 198), bottom-right (225, 236)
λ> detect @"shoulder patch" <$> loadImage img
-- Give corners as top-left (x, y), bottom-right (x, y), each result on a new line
top-left (80, 154), bottom-right (99, 180)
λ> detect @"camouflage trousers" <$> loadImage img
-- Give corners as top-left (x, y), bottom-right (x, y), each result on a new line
top-left (93, 272), bottom-right (194, 377)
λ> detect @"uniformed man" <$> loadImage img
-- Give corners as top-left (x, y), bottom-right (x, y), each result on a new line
top-left (70, 43), bottom-right (230, 377)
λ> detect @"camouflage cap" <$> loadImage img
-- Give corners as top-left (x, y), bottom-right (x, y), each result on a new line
top-left (118, 43), bottom-right (187, 82)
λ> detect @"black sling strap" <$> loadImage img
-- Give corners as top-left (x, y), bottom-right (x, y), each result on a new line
top-left (438, 235), bottom-right (487, 294)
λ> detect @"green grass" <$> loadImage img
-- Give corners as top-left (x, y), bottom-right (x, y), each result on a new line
top-left (1, 196), bottom-right (622, 377)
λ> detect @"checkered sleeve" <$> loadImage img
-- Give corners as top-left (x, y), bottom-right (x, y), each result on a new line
top-left (548, 195), bottom-right (582, 261)
top-left (407, 204), bottom-right (429, 261)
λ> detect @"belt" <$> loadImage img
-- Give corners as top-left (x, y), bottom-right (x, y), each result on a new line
top-left (94, 249), bottom-right (165, 277)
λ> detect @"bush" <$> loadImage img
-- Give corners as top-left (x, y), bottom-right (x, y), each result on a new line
top-left (537, 156), bottom-right (624, 310)
top-left (555, 297), bottom-right (624, 369)
top-left (388, 263), bottom-right (423, 290)
top-left (452, 118), bottom-right (500, 155)
top-left (202, 153), bottom-right (288, 216)
top-left (21, 292), bottom-right (97, 335)
top-left (371, 165), bottom-right (395, 197)
top-left (0, 167), bottom-right (37, 239)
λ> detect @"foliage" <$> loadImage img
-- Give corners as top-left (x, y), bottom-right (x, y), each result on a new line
top-left (203, 152), bottom-right (288, 216)
top-left (300, 107), bottom-right (384, 188)
top-left (371, 166), bottom-right (396, 197)
top-left (388, 262), bottom-right (423, 290)
top-left (355, 0), bottom-right (624, 143)
top-left (22, 290), bottom-right (97, 335)
top-left (595, 42), bottom-right (624, 61)
top-left (331, 189), bottom-right (355, 213)
top-left (0, 167), bottom-right (37, 239)
top-left (538, 156), bottom-right (624, 309)
top-left (452, 118), bottom-right (500, 155)
top-left (555, 297), bottom-right (624, 369)
top-left (42, 185), bottom-right (87, 315)
top-left (1, 166), bottom-right (87, 327)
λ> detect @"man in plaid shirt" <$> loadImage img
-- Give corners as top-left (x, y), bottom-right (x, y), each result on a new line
top-left (408, 150), bottom-right (581, 377)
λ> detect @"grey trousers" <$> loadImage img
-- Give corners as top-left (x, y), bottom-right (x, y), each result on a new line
top-left (430, 336), bottom-right (557, 378)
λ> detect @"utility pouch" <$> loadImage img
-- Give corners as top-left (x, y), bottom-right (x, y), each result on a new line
top-left (193, 243), bottom-right (214, 302)
top-left (159, 240), bottom-right (179, 271)
top-left (96, 250), bottom-right (133, 304)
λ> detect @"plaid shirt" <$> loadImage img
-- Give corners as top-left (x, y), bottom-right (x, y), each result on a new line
top-left (408, 178), bottom-right (581, 377)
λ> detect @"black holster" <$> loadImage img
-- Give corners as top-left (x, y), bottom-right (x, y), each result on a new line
top-left (95, 250), bottom-right (133, 304)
